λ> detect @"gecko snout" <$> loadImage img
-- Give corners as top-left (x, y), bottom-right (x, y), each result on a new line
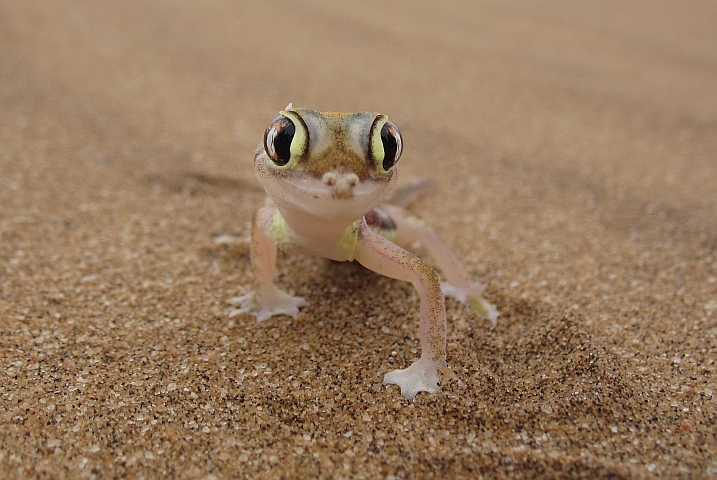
top-left (322, 171), bottom-right (359, 198)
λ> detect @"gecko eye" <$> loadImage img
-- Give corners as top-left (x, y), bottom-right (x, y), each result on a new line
top-left (264, 116), bottom-right (295, 166)
top-left (380, 121), bottom-right (402, 171)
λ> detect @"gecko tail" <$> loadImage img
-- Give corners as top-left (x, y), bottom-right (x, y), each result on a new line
top-left (386, 178), bottom-right (433, 208)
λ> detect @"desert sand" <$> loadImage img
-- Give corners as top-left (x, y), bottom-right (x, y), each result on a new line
top-left (1, 1), bottom-right (716, 478)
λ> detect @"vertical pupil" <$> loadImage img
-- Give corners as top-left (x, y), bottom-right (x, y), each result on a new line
top-left (380, 122), bottom-right (399, 170)
top-left (265, 116), bottom-right (295, 166)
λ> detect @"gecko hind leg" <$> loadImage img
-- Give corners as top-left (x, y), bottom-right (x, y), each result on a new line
top-left (380, 203), bottom-right (499, 327)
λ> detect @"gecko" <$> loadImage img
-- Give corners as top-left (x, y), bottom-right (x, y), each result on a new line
top-left (230, 105), bottom-right (498, 399)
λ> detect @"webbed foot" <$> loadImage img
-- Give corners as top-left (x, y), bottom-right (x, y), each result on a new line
top-left (383, 357), bottom-right (443, 400)
top-left (229, 286), bottom-right (308, 322)
top-left (441, 282), bottom-right (499, 328)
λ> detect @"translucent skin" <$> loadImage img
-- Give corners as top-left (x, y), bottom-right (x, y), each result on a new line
top-left (231, 107), bottom-right (498, 399)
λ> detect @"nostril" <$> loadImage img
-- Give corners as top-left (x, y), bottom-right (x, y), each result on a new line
top-left (322, 172), bottom-right (337, 186)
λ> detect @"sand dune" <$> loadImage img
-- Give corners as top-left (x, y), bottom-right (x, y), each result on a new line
top-left (1, 1), bottom-right (715, 477)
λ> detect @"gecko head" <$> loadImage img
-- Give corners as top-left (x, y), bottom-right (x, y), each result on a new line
top-left (254, 106), bottom-right (402, 223)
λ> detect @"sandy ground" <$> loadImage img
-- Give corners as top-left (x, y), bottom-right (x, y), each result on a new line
top-left (1, 1), bottom-right (716, 478)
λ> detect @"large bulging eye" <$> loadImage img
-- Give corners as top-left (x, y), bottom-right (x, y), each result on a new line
top-left (380, 121), bottom-right (402, 171)
top-left (264, 116), bottom-right (295, 166)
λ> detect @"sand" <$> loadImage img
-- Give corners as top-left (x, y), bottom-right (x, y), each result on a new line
top-left (1, 1), bottom-right (716, 478)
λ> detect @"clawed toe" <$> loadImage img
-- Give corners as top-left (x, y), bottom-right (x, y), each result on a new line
top-left (228, 288), bottom-right (308, 322)
top-left (383, 357), bottom-right (442, 400)
top-left (441, 282), bottom-right (499, 328)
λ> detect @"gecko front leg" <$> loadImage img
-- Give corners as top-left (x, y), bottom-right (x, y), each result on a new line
top-left (230, 206), bottom-right (308, 322)
top-left (354, 221), bottom-right (448, 400)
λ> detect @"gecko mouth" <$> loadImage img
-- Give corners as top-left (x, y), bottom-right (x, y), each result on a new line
top-left (266, 171), bottom-right (396, 222)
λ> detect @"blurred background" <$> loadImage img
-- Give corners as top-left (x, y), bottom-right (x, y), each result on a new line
top-left (3, 0), bottom-right (715, 199)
